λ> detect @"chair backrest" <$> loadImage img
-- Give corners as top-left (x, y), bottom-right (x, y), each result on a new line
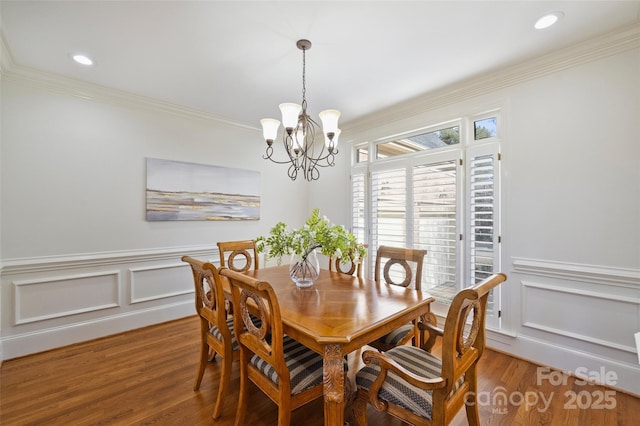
top-left (220, 268), bottom-right (288, 384)
top-left (329, 244), bottom-right (367, 277)
top-left (181, 256), bottom-right (229, 337)
top-left (217, 240), bottom-right (259, 273)
top-left (439, 273), bottom-right (507, 399)
top-left (374, 245), bottom-right (427, 290)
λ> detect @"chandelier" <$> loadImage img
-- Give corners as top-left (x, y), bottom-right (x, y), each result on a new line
top-left (260, 39), bottom-right (341, 182)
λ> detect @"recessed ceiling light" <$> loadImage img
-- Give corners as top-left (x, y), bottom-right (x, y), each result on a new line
top-left (535, 11), bottom-right (564, 30)
top-left (72, 54), bottom-right (94, 66)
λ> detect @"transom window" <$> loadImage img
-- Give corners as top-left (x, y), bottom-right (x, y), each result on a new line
top-left (375, 125), bottom-right (460, 159)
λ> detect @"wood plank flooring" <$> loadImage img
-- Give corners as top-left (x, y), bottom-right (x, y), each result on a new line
top-left (1, 316), bottom-right (639, 425)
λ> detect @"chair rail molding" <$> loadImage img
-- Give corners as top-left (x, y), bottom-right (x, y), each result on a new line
top-left (512, 257), bottom-right (640, 289)
top-left (0, 245), bottom-right (217, 275)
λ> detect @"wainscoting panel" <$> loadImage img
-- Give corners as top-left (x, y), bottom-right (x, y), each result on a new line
top-left (1, 245), bottom-right (217, 360)
top-left (130, 262), bottom-right (193, 304)
top-left (14, 270), bottom-right (120, 325)
top-left (494, 257), bottom-right (640, 396)
top-left (522, 281), bottom-right (640, 353)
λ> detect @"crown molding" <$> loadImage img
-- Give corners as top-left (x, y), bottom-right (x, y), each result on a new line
top-left (0, 30), bottom-right (16, 75)
top-left (2, 23), bottom-right (639, 135)
top-left (0, 32), bottom-right (257, 132)
top-left (343, 22), bottom-right (640, 138)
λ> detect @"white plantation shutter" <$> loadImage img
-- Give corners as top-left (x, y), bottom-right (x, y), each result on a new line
top-left (468, 154), bottom-right (495, 283)
top-left (371, 168), bottom-right (406, 277)
top-left (467, 144), bottom-right (500, 326)
top-left (371, 168), bottom-right (406, 248)
top-left (413, 160), bottom-right (458, 300)
top-left (351, 172), bottom-right (366, 245)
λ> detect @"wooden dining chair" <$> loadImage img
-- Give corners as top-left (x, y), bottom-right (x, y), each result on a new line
top-left (328, 244), bottom-right (368, 277)
top-left (220, 268), bottom-right (325, 426)
top-left (353, 273), bottom-right (507, 426)
top-left (217, 239), bottom-right (259, 273)
top-left (182, 256), bottom-right (238, 420)
top-left (368, 245), bottom-right (428, 352)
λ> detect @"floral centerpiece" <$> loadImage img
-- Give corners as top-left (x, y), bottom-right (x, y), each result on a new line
top-left (256, 208), bottom-right (366, 287)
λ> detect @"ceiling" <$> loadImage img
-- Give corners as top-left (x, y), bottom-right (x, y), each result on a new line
top-left (2, 1), bottom-right (639, 130)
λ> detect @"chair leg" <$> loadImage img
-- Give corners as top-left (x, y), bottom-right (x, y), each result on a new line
top-left (212, 353), bottom-right (232, 419)
top-left (193, 339), bottom-right (209, 391)
top-left (208, 347), bottom-right (217, 362)
top-left (465, 401), bottom-right (480, 426)
top-left (352, 391), bottom-right (368, 426)
top-left (234, 353), bottom-right (249, 426)
top-left (276, 386), bottom-right (292, 426)
top-left (465, 367), bottom-right (480, 426)
top-left (277, 406), bottom-right (291, 426)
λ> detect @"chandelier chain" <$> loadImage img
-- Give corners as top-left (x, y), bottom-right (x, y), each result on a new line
top-left (301, 46), bottom-right (307, 111)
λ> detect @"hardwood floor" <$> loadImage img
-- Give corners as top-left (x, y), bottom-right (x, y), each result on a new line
top-left (1, 316), bottom-right (638, 425)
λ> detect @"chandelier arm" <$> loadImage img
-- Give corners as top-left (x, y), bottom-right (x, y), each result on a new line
top-left (313, 152), bottom-right (336, 168)
top-left (295, 115), bottom-right (330, 163)
top-left (263, 144), bottom-right (302, 166)
top-left (284, 133), bottom-right (302, 166)
top-left (306, 165), bottom-right (320, 181)
top-left (288, 162), bottom-right (299, 180)
top-left (298, 143), bottom-right (335, 166)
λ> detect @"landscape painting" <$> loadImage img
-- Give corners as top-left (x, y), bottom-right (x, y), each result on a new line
top-left (146, 158), bottom-right (260, 221)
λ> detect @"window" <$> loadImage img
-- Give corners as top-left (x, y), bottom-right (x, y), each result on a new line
top-left (372, 168), bottom-right (407, 247)
top-left (375, 125), bottom-right (460, 159)
top-left (355, 146), bottom-right (369, 163)
top-left (351, 112), bottom-right (502, 326)
top-left (474, 117), bottom-right (497, 140)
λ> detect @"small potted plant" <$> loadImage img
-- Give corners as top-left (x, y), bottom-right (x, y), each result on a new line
top-left (256, 208), bottom-right (366, 287)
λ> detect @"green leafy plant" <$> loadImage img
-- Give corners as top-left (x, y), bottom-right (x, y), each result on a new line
top-left (256, 208), bottom-right (367, 263)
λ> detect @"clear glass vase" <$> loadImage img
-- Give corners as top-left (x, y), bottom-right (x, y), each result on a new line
top-left (289, 248), bottom-right (320, 288)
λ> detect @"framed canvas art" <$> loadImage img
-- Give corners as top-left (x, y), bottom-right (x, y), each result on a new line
top-left (145, 158), bottom-right (260, 221)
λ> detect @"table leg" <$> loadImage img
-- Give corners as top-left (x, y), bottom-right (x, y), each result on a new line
top-left (323, 343), bottom-right (344, 426)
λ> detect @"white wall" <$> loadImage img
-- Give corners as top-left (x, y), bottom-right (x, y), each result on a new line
top-left (318, 31), bottom-right (640, 395)
top-left (500, 48), bottom-right (640, 395)
top-left (0, 70), bottom-right (312, 358)
top-left (1, 24), bottom-right (639, 397)
top-left (1, 80), bottom-right (311, 258)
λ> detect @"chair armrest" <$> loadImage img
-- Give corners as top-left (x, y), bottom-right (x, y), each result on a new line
top-left (418, 312), bottom-right (443, 352)
top-left (418, 321), bottom-right (444, 336)
top-left (362, 350), bottom-right (446, 392)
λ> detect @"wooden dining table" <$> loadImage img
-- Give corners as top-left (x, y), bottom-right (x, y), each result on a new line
top-left (243, 265), bottom-right (435, 426)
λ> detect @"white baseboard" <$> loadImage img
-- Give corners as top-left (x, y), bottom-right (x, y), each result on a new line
top-left (1, 301), bottom-right (194, 360)
top-left (489, 334), bottom-right (640, 397)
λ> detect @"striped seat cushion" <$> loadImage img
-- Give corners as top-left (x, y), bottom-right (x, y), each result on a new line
top-left (377, 323), bottom-right (413, 347)
top-left (355, 345), bottom-right (465, 420)
top-left (250, 336), bottom-right (324, 395)
top-left (210, 316), bottom-right (263, 352)
top-left (210, 316), bottom-right (240, 351)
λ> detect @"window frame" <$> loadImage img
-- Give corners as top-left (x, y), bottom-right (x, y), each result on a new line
top-left (350, 110), bottom-right (502, 328)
